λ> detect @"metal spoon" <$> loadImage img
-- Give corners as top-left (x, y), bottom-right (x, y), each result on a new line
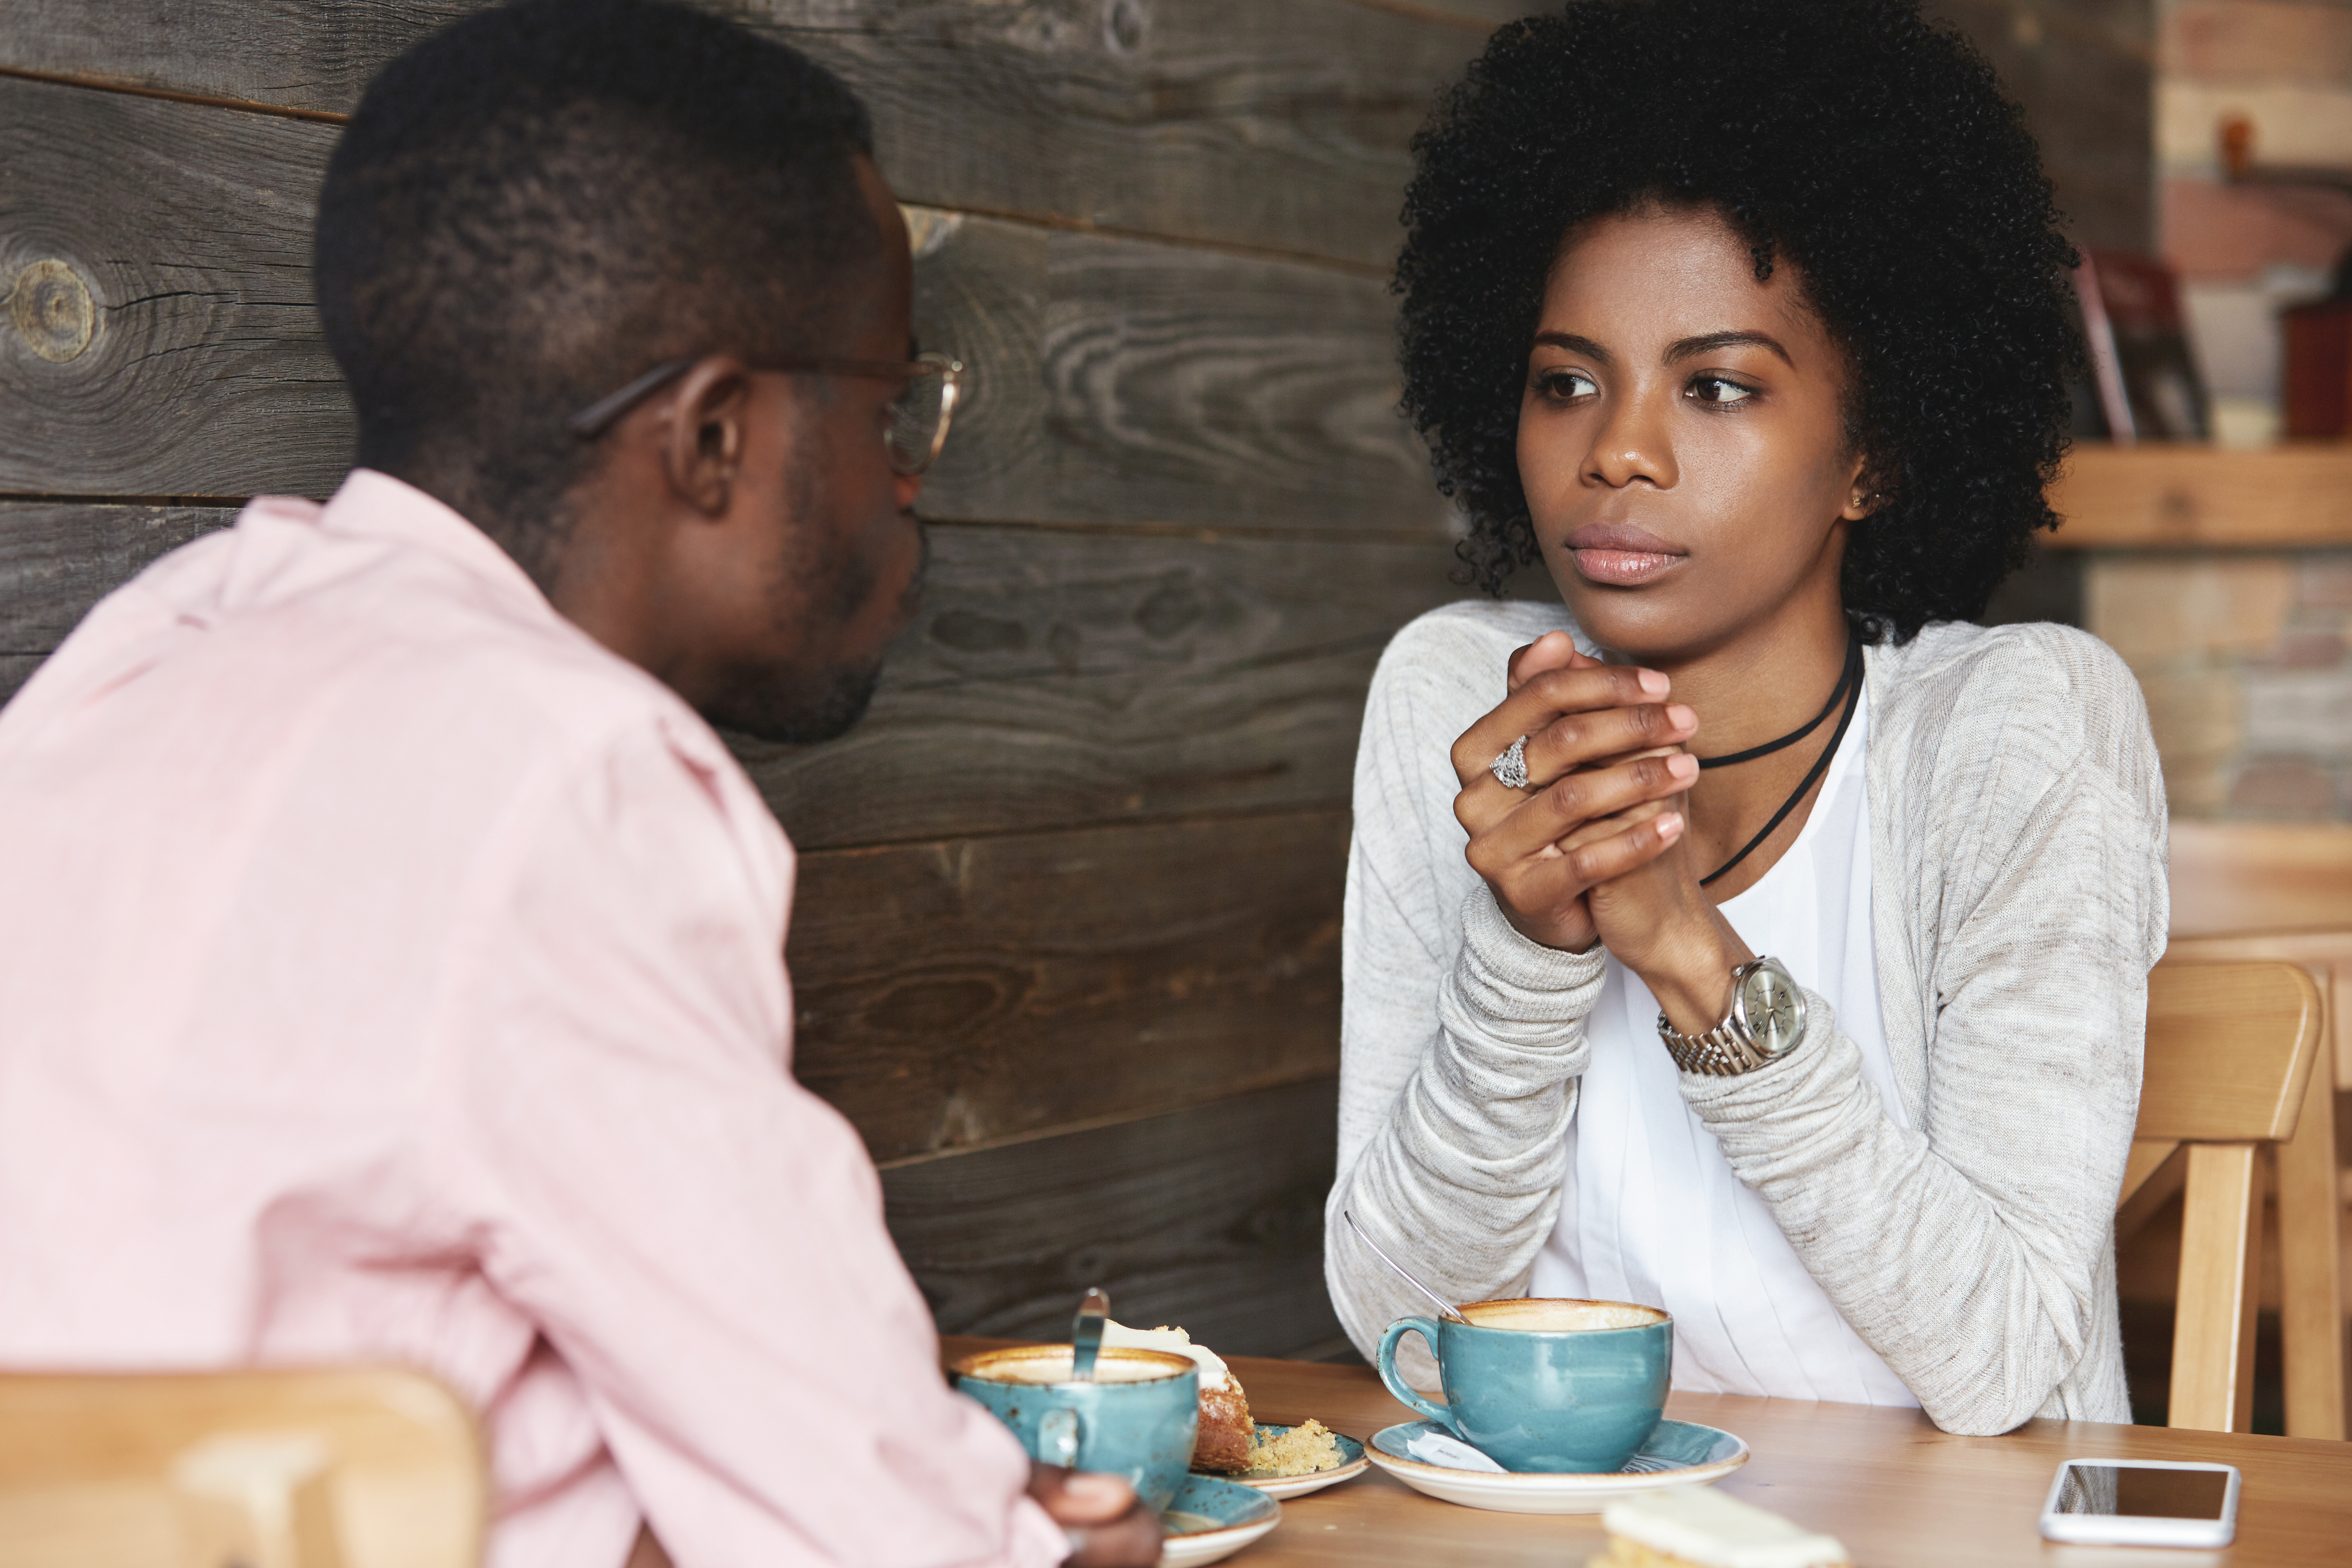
top-left (1341, 1210), bottom-right (1469, 1324)
top-left (1069, 1285), bottom-right (1110, 1381)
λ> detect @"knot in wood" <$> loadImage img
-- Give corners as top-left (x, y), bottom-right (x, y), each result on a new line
top-left (1103, 0), bottom-right (1149, 56)
top-left (8, 260), bottom-right (96, 363)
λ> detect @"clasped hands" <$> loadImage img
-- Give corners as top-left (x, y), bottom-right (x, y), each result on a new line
top-left (1449, 631), bottom-right (1750, 1031)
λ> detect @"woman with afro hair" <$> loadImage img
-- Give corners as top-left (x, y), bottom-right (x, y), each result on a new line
top-left (1326, 0), bottom-right (2164, 1434)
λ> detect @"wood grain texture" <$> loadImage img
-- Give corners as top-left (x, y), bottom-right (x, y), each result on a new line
top-left (0, 0), bottom-right (1486, 269)
top-left (0, 75), bottom-right (351, 499)
top-left (2049, 444), bottom-right (2352, 548)
top-left (913, 212), bottom-right (1440, 535)
top-left (0, 79), bottom-right (1445, 538)
top-left (0, 503), bottom-right (233, 651)
top-left (789, 809), bottom-right (1347, 1163)
top-left (884, 1078), bottom-right (1342, 1356)
top-left (738, 523), bottom-right (1458, 849)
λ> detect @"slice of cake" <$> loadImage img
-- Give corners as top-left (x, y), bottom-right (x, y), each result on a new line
top-left (1591, 1485), bottom-right (1849, 1568)
top-left (1247, 1417), bottom-right (1344, 1477)
top-left (1099, 1321), bottom-right (1254, 1472)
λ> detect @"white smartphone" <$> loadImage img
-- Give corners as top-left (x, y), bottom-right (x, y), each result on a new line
top-left (2039, 1458), bottom-right (2240, 1548)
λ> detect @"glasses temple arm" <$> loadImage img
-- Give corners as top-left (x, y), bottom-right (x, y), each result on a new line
top-left (566, 358), bottom-right (695, 440)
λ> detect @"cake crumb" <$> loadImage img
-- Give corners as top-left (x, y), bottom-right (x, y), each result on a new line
top-left (1248, 1419), bottom-right (1343, 1477)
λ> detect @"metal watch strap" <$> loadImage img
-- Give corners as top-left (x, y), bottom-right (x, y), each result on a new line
top-left (1655, 957), bottom-right (1784, 1076)
top-left (1655, 1011), bottom-right (1776, 1076)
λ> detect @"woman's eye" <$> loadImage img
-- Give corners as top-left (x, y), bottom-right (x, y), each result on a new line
top-left (1535, 369), bottom-right (1598, 401)
top-left (1687, 375), bottom-right (1755, 406)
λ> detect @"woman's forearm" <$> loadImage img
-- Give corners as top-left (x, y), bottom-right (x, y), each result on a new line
top-left (1682, 991), bottom-right (2136, 1434)
top-left (1326, 892), bottom-right (1605, 1357)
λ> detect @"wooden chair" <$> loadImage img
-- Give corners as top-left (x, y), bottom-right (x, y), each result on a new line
top-left (2118, 960), bottom-right (2326, 1434)
top-left (2162, 929), bottom-right (2350, 1442)
top-left (0, 1366), bottom-right (485, 1568)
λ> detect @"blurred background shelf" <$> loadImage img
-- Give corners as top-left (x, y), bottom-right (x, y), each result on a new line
top-left (2050, 443), bottom-right (2352, 548)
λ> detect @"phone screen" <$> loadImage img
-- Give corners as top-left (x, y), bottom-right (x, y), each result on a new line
top-left (2051, 1464), bottom-right (2231, 1520)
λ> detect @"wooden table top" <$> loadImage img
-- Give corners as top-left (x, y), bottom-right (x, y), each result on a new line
top-left (942, 1338), bottom-right (2352, 1567)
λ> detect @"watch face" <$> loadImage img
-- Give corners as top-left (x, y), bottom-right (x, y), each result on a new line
top-left (1738, 962), bottom-right (1805, 1056)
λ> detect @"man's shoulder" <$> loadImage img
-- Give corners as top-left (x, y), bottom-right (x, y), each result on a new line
top-left (12, 484), bottom-right (741, 815)
top-left (243, 480), bottom-right (724, 763)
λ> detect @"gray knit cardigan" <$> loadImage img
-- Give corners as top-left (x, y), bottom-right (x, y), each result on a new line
top-left (1323, 601), bottom-right (2168, 1434)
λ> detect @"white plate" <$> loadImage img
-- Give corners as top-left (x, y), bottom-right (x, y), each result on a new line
top-left (1206, 1425), bottom-right (1370, 1500)
top-left (1158, 1473), bottom-right (1282, 1566)
top-left (1363, 1419), bottom-right (1749, 1515)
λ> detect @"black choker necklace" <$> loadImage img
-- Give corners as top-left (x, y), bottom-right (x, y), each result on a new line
top-left (1694, 635), bottom-right (1862, 888)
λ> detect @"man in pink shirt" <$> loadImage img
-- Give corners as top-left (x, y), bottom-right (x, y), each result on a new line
top-left (0, 3), bottom-right (1158, 1565)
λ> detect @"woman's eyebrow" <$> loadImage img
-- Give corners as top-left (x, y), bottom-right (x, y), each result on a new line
top-left (1667, 330), bottom-right (1794, 368)
top-left (1531, 330), bottom-right (1612, 364)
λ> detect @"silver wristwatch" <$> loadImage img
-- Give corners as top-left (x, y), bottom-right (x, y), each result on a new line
top-left (1655, 956), bottom-right (1808, 1076)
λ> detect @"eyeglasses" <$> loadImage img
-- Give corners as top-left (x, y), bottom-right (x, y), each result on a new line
top-left (566, 350), bottom-right (964, 476)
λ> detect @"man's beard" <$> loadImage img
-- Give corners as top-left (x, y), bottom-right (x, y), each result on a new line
top-left (706, 514), bottom-right (923, 746)
top-left (703, 653), bottom-right (886, 745)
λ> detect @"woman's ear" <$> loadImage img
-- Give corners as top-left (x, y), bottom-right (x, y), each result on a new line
top-left (1840, 457), bottom-right (1887, 522)
top-left (659, 355), bottom-right (753, 518)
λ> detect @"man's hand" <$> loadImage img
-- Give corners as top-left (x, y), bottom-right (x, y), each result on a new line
top-left (1450, 631), bottom-right (1699, 951)
top-left (1029, 1464), bottom-right (1162, 1567)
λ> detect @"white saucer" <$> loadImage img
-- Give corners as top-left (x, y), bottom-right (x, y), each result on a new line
top-left (1364, 1419), bottom-right (1749, 1515)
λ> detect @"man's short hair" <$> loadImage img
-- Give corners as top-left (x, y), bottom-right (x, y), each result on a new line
top-left (315, 0), bottom-right (878, 580)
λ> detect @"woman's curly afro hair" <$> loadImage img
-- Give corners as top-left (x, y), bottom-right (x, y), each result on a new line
top-left (1396, 0), bottom-right (2080, 642)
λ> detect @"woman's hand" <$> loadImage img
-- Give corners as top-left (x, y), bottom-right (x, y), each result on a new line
top-left (1584, 819), bottom-right (1755, 1035)
top-left (1449, 632), bottom-right (1701, 951)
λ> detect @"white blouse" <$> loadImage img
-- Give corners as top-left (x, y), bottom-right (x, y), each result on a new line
top-left (1528, 686), bottom-right (1921, 1406)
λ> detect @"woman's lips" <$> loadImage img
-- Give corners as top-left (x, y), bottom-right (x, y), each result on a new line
top-left (1564, 524), bottom-right (1686, 586)
top-left (1571, 547), bottom-right (1682, 586)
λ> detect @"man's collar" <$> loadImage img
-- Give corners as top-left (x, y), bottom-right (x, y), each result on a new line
top-left (321, 469), bottom-right (556, 617)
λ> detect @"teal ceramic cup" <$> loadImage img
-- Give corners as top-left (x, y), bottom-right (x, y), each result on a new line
top-left (1376, 1296), bottom-right (1672, 1473)
top-left (951, 1344), bottom-right (1200, 1512)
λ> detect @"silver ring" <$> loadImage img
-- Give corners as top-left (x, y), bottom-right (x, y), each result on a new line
top-left (1489, 735), bottom-right (1530, 789)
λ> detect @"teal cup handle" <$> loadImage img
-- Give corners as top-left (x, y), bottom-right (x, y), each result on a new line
top-left (1376, 1316), bottom-right (1458, 1433)
top-left (1037, 1407), bottom-right (1080, 1469)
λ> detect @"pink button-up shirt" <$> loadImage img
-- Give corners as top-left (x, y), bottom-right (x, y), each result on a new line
top-left (0, 471), bottom-right (1064, 1568)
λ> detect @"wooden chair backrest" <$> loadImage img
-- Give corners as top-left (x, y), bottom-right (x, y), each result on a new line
top-left (2137, 960), bottom-right (2322, 1143)
top-left (2165, 927), bottom-right (2352, 1089)
top-left (2127, 960), bottom-right (2328, 1435)
top-left (2155, 936), bottom-right (2350, 1442)
top-left (0, 1366), bottom-right (484, 1568)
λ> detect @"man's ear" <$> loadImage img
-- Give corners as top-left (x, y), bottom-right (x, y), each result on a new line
top-left (660, 356), bottom-right (753, 517)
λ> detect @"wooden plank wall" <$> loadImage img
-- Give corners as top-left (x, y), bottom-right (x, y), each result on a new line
top-left (0, 0), bottom-right (2147, 1361)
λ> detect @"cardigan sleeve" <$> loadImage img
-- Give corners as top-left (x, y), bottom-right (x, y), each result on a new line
top-left (1323, 616), bottom-right (1607, 1365)
top-left (1677, 630), bottom-right (2165, 1434)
